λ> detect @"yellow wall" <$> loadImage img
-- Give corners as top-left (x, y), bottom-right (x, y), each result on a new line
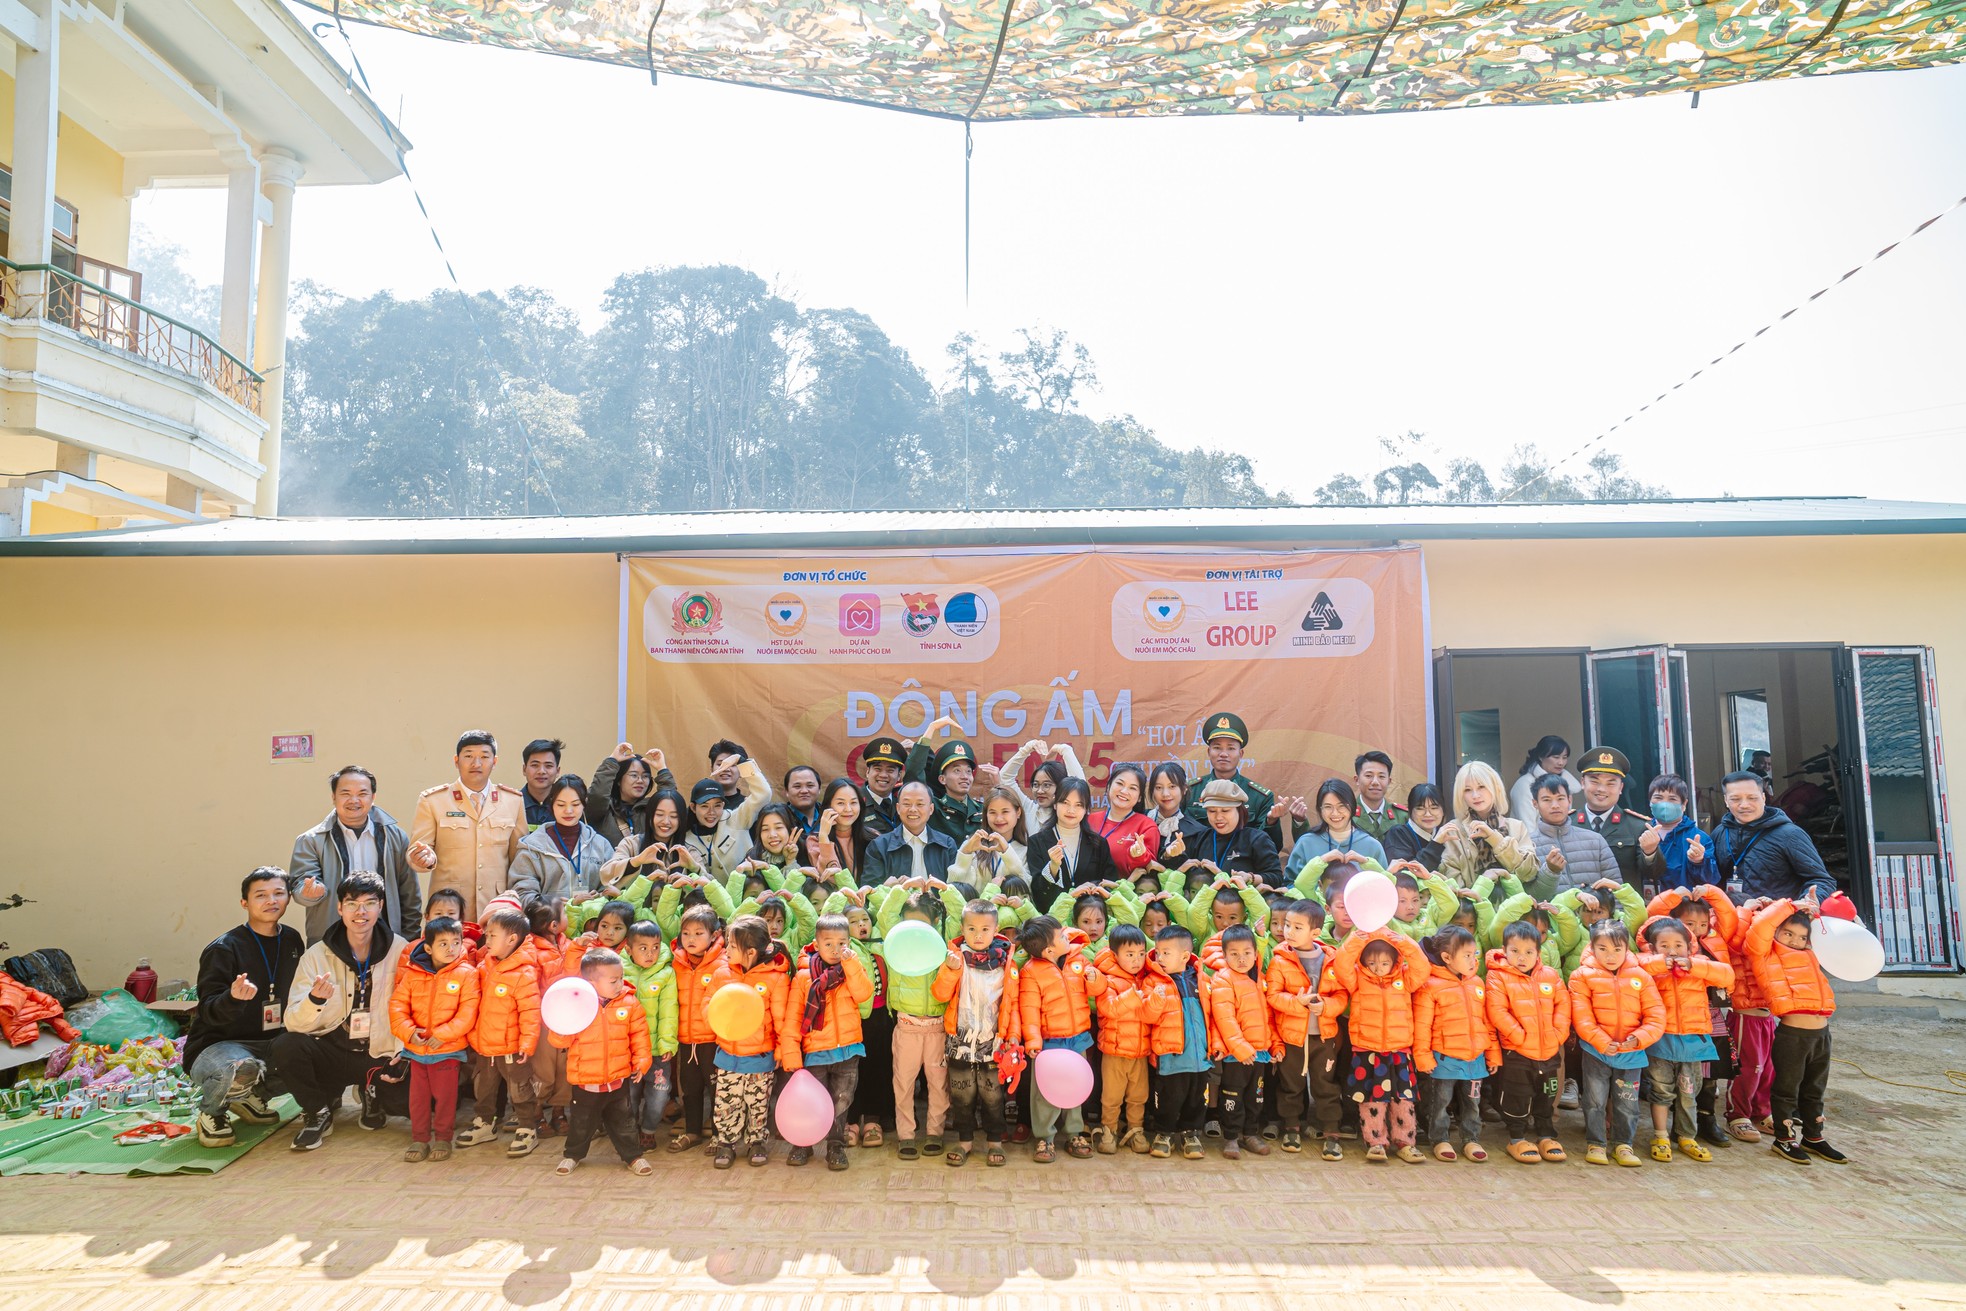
top-left (0, 553), bottom-right (620, 987)
top-left (4, 532), bottom-right (1962, 987)
top-left (0, 72), bottom-right (133, 267)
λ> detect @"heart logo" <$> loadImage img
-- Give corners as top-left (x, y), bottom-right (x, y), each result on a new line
top-left (779, 609), bottom-right (792, 620)
top-left (1158, 605), bottom-right (1171, 617)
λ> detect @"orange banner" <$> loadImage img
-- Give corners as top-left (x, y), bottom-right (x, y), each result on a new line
top-left (626, 546), bottom-right (1431, 799)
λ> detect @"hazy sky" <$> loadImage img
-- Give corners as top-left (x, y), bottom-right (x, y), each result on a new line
top-left (139, 15), bottom-right (1966, 505)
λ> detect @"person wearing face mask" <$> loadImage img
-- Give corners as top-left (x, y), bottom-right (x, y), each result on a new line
top-left (1635, 774), bottom-right (1716, 891)
top-left (1572, 747), bottom-right (1652, 891)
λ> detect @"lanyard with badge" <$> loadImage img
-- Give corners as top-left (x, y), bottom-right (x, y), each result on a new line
top-left (251, 931), bottom-right (285, 1031)
top-left (346, 954), bottom-right (373, 1041)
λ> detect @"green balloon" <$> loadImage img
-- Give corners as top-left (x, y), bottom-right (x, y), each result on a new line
top-left (885, 919), bottom-right (946, 977)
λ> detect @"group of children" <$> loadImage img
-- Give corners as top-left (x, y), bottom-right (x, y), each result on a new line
top-left (379, 840), bottom-right (1848, 1174)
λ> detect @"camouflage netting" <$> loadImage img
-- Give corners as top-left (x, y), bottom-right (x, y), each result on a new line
top-left (306, 0), bottom-right (1966, 118)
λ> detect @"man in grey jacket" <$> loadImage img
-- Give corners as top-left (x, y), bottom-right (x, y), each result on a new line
top-left (288, 765), bottom-right (422, 944)
top-left (1526, 774), bottom-right (1620, 896)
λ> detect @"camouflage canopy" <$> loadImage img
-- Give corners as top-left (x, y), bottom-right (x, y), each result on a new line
top-left (308, 0), bottom-right (1965, 119)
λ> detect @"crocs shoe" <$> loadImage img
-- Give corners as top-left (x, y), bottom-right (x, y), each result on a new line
top-left (1585, 1144), bottom-right (1610, 1166)
top-left (1612, 1144), bottom-right (1643, 1167)
top-left (1677, 1136), bottom-right (1713, 1162)
top-left (1649, 1137), bottom-right (1673, 1163)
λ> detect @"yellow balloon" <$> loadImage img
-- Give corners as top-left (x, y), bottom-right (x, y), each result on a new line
top-left (707, 982), bottom-right (766, 1044)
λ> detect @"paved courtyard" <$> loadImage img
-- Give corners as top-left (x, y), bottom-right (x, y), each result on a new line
top-left (4, 1002), bottom-right (1964, 1310)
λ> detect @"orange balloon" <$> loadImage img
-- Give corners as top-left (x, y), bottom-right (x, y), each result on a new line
top-left (706, 982), bottom-right (766, 1044)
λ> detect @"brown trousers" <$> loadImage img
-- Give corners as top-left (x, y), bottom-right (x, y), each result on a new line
top-left (1100, 1053), bottom-right (1150, 1136)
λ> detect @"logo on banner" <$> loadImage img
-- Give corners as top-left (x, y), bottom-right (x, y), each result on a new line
top-left (1142, 589), bottom-right (1185, 632)
top-left (901, 592), bottom-right (941, 636)
top-left (1301, 592), bottom-right (1344, 632)
top-left (944, 591), bottom-right (990, 637)
top-left (839, 593), bottom-right (881, 636)
top-left (671, 591), bottom-right (724, 634)
top-left (765, 593), bottom-right (807, 637)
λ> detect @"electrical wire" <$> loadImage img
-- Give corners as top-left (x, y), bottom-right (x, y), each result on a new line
top-left (1830, 1056), bottom-right (1966, 1097)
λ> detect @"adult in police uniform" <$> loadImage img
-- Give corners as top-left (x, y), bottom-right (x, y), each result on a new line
top-left (1573, 746), bottom-right (1650, 890)
top-left (407, 729), bottom-right (528, 921)
top-left (858, 736), bottom-right (906, 838)
top-left (902, 720), bottom-right (986, 843)
top-left (1184, 711), bottom-right (1277, 836)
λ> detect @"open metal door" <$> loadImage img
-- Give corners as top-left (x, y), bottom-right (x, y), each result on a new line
top-left (1433, 649), bottom-right (1456, 790)
top-left (1846, 647), bottom-right (1960, 971)
top-left (1586, 645), bottom-right (1674, 812)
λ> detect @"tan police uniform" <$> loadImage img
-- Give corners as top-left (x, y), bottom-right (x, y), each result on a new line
top-left (410, 779), bottom-right (527, 921)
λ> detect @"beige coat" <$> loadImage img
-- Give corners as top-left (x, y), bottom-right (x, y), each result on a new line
top-left (410, 780), bottom-right (527, 921)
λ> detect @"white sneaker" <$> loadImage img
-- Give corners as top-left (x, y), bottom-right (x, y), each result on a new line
top-left (455, 1117), bottom-right (500, 1147)
top-left (196, 1110), bottom-right (235, 1148)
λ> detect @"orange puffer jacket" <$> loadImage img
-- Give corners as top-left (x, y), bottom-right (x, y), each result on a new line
top-left (0, 975), bottom-right (76, 1047)
top-left (932, 950), bottom-right (1021, 1043)
top-left (1744, 899), bottom-right (1836, 1018)
top-left (707, 951), bottom-right (794, 1059)
top-left (1018, 930), bottom-right (1106, 1044)
top-left (1266, 943), bottom-right (1339, 1045)
top-left (388, 949), bottom-right (481, 1057)
top-left (1638, 928), bottom-right (1735, 1037)
top-left (1093, 949), bottom-right (1167, 1059)
top-left (561, 932), bottom-right (610, 979)
top-left (1722, 904), bottom-right (1772, 1013)
top-left (1567, 951), bottom-right (1666, 1055)
top-left (779, 951), bottom-right (874, 1069)
top-left (1208, 965), bottom-right (1275, 1063)
top-left (548, 987), bottom-right (652, 1085)
top-left (1483, 950), bottom-right (1570, 1060)
top-left (1413, 965), bottom-right (1500, 1073)
top-left (671, 936), bottom-right (728, 1046)
top-left (1329, 930), bottom-right (1429, 1054)
top-left (1645, 885), bottom-right (1737, 973)
top-left (470, 945), bottom-right (541, 1057)
top-left (527, 934), bottom-right (567, 992)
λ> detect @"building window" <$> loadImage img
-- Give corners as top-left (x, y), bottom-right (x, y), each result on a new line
top-left (0, 163), bottom-right (81, 251)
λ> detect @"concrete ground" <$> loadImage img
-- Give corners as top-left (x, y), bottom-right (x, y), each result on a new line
top-left (4, 1001), bottom-right (1965, 1311)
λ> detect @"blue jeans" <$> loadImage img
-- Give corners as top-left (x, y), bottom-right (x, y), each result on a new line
top-left (635, 1059), bottom-right (673, 1133)
top-left (1580, 1050), bottom-right (1640, 1148)
top-left (188, 1040), bottom-right (276, 1117)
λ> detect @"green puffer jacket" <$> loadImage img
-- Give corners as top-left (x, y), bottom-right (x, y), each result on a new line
top-left (622, 947), bottom-right (679, 1058)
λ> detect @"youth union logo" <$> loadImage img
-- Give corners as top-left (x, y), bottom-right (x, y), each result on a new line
top-left (1143, 588), bottom-right (1185, 632)
top-left (944, 591), bottom-right (989, 637)
top-left (671, 591), bottom-right (723, 635)
top-left (765, 593), bottom-right (807, 637)
top-left (901, 592), bottom-right (941, 636)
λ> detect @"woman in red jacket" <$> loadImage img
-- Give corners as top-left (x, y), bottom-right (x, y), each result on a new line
top-left (1087, 765), bottom-right (1162, 880)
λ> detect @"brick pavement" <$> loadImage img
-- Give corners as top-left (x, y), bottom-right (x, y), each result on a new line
top-left (3, 1007), bottom-right (1964, 1310)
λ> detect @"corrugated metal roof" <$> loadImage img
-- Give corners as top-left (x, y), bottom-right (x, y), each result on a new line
top-left (5, 498), bottom-right (1965, 557)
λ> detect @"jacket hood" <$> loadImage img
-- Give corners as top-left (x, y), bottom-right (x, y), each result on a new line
top-left (321, 919), bottom-right (392, 970)
top-left (1722, 807), bottom-right (1792, 833)
top-left (624, 942), bottom-right (674, 975)
top-left (1093, 946), bottom-right (1164, 985)
top-left (1428, 962), bottom-right (1477, 986)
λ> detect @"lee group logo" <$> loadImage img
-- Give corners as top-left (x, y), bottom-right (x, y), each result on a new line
top-left (838, 593), bottom-right (881, 636)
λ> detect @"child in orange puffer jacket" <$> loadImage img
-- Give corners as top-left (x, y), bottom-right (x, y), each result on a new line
top-left (547, 945), bottom-right (653, 1176)
top-left (779, 914), bottom-right (874, 1170)
top-left (1413, 926), bottom-right (1499, 1163)
top-left (1093, 923), bottom-right (1165, 1156)
top-left (1646, 883), bottom-right (1738, 1148)
top-left (1209, 924), bottom-right (1276, 1162)
top-left (1638, 915), bottom-right (1733, 1164)
top-left (463, 906), bottom-right (544, 1158)
top-left (388, 916), bottom-right (480, 1162)
top-left (1329, 927), bottom-right (1430, 1163)
top-left (1745, 896), bottom-right (1845, 1165)
top-left (1485, 921), bottom-right (1571, 1164)
top-left (1015, 915), bottom-right (1106, 1162)
top-left (1567, 920), bottom-right (1665, 1167)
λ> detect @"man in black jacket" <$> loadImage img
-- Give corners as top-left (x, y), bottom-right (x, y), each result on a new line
top-left (184, 867), bottom-right (304, 1148)
top-left (1713, 771), bottom-right (1836, 903)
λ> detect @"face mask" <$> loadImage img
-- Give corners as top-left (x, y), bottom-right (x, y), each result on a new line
top-left (1650, 801), bottom-right (1684, 826)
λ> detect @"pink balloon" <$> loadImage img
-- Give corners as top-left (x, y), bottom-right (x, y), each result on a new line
top-left (1033, 1047), bottom-right (1094, 1109)
top-left (539, 976), bottom-right (599, 1037)
top-left (776, 1069), bottom-right (836, 1148)
top-left (1345, 870), bottom-right (1399, 933)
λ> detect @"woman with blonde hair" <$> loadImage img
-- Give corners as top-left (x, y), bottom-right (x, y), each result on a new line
top-left (1437, 761), bottom-right (1541, 891)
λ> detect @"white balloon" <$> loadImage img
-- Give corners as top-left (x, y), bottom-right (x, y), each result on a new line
top-left (1811, 915), bottom-right (1885, 982)
top-left (541, 976), bottom-right (601, 1036)
top-left (1344, 870), bottom-right (1399, 933)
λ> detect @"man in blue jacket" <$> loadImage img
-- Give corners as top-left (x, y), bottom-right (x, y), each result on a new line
top-left (862, 782), bottom-right (959, 884)
top-left (1712, 771), bottom-right (1836, 902)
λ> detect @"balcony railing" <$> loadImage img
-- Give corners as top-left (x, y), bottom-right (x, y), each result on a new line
top-left (0, 258), bottom-right (262, 411)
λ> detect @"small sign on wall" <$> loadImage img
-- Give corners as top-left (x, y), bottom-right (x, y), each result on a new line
top-left (272, 734), bottom-right (314, 761)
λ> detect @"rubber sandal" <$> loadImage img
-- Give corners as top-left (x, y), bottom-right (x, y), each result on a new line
top-left (987, 1144), bottom-right (1007, 1166)
top-left (1465, 1143), bottom-right (1488, 1162)
top-left (668, 1132), bottom-right (705, 1153)
top-left (845, 1124), bottom-right (860, 1148)
top-left (748, 1143), bottom-right (769, 1167)
top-left (1433, 1141), bottom-right (1457, 1162)
top-left (861, 1123), bottom-right (884, 1147)
top-left (630, 1158), bottom-right (653, 1176)
top-left (1537, 1138), bottom-right (1566, 1163)
top-left (1033, 1139), bottom-right (1056, 1163)
top-left (1066, 1134), bottom-right (1094, 1159)
top-left (898, 1142), bottom-right (920, 1161)
top-left (554, 1157), bottom-right (577, 1176)
top-left (1506, 1140), bottom-right (1541, 1164)
top-left (945, 1147), bottom-right (967, 1166)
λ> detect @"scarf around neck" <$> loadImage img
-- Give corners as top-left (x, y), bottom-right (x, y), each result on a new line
top-left (800, 946), bottom-right (847, 1034)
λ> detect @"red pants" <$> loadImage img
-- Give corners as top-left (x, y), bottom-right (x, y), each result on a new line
top-left (409, 1060), bottom-right (461, 1144)
top-left (1729, 1013), bottom-right (1776, 1125)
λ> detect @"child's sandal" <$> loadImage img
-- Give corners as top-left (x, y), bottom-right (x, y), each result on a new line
top-left (1464, 1143), bottom-right (1488, 1162)
top-left (668, 1132), bottom-right (706, 1153)
top-left (844, 1123), bottom-right (860, 1148)
top-left (1433, 1141), bottom-right (1457, 1162)
top-left (1537, 1138), bottom-right (1566, 1163)
top-left (986, 1144), bottom-right (1007, 1167)
top-left (1066, 1134), bottom-right (1094, 1159)
top-left (1033, 1139), bottom-right (1056, 1164)
top-left (945, 1146), bottom-right (967, 1167)
top-left (897, 1142), bottom-right (919, 1161)
top-left (861, 1123), bottom-right (884, 1147)
top-left (629, 1157), bottom-right (653, 1176)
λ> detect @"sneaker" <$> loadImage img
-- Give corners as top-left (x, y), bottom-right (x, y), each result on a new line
top-left (1241, 1134), bottom-right (1273, 1157)
top-left (826, 1144), bottom-right (849, 1171)
top-left (507, 1127), bottom-right (539, 1158)
top-left (230, 1093), bottom-right (280, 1125)
top-left (1321, 1138), bottom-right (1344, 1162)
top-left (196, 1110), bottom-right (235, 1148)
top-left (1676, 1136), bottom-right (1713, 1162)
top-left (1221, 1138), bottom-right (1241, 1160)
top-left (1649, 1137), bottom-right (1673, 1163)
top-left (787, 1146), bottom-right (813, 1167)
top-left (1771, 1138), bottom-right (1812, 1165)
top-left (456, 1117), bottom-right (500, 1148)
top-left (1364, 1143), bottom-right (1387, 1163)
top-left (1121, 1128), bottom-right (1150, 1154)
top-left (1181, 1132), bottom-right (1205, 1160)
top-left (1803, 1138), bottom-right (1848, 1164)
top-left (1584, 1144), bottom-right (1610, 1166)
top-left (1204, 1119), bottom-right (1222, 1138)
top-left (1557, 1080), bottom-right (1580, 1110)
top-left (430, 1140), bottom-right (453, 1162)
top-left (1395, 1145), bottom-right (1425, 1164)
top-left (1280, 1129), bottom-right (1302, 1154)
top-left (291, 1107), bottom-right (334, 1151)
top-left (1726, 1117), bottom-right (1761, 1143)
top-left (1095, 1127), bottom-right (1118, 1155)
top-left (713, 1145), bottom-right (737, 1170)
top-left (403, 1141), bottom-right (431, 1163)
top-left (1612, 1144), bottom-right (1643, 1167)
top-left (358, 1081), bottom-right (387, 1131)
top-left (1149, 1133), bottom-right (1173, 1159)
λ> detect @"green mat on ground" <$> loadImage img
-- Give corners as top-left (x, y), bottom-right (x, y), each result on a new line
top-left (0, 1095), bottom-right (297, 1176)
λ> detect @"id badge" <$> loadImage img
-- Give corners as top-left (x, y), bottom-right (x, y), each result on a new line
top-left (347, 1010), bottom-right (372, 1040)
top-left (261, 1002), bottom-right (282, 1031)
